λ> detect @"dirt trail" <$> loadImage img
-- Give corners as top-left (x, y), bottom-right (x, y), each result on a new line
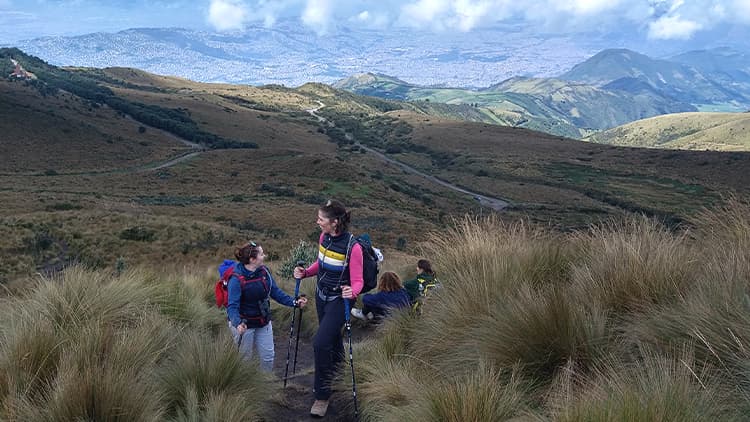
top-left (305, 101), bottom-right (510, 211)
top-left (269, 318), bottom-right (375, 421)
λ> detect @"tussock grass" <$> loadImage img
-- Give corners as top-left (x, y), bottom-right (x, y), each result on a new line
top-left (0, 266), bottom-right (270, 421)
top-left (414, 218), bottom-right (579, 378)
top-left (158, 333), bottom-right (271, 419)
top-left (570, 218), bottom-right (696, 314)
top-left (551, 353), bottom-right (743, 422)
top-left (350, 200), bottom-right (750, 420)
top-left (336, 310), bottom-right (426, 421)
top-left (17, 362), bottom-right (165, 422)
top-left (408, 364), bottom-right (531, 422)
top-left (476, 287), bottom-right (610, 383)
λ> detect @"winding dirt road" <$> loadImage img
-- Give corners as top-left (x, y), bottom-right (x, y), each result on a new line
top-left (305, 101), bottom-right (510, 211)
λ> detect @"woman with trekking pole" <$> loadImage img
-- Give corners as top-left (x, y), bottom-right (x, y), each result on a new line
top-left (293, 200), bottom-right (364, 418)
top-left (227, 241), bottom-right (308, 372)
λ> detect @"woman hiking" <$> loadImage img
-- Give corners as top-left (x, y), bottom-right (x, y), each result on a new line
top-left (293, 200), bottom-right (363, 418)
top-left (227, 241), bottom-right (307, 372)
top-left (351, 271), bottom-right (411, 322)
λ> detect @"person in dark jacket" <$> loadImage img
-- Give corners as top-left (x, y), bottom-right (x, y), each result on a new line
top-left (227, 241), bottom-right (307, 372)
top-left (404, 259), bottom-right (439, 314)
top-left (351, 271), bottom-right (411, 321)
top-left (293, 200), bottom-right (364, 418)
top-left (403, 259), bottom-right (438, 303)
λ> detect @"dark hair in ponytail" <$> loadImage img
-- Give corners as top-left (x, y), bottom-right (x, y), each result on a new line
top-left (235, 241), bottom-right (261, 265)
top-left (319, 199), bottom-right (351, 234)
top-left (417, 259), bottom-right (434, 275)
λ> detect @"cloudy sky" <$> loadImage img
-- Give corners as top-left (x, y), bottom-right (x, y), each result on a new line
top-left (1, 0), bottom-right (749, 44)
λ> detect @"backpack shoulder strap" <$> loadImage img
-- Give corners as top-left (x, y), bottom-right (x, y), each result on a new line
top-left (260, 266), bottom-right (272, 299)
top-left (221, 266), bottom-right (235, 283)
top-left (337, 234), bottom-right (355, 287)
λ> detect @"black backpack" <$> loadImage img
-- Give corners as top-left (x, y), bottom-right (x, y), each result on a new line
top-left (345, 233), bottom-right (381, 294)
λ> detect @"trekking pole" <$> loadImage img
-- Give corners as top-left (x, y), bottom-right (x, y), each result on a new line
top-left (343, 298), bottom-right (359, 420)
top-left (292, 294), bottom-right (305, 374)
top-left (283, 261), bottom-right (306, 387)
top-left (292, 261), bottom-right (305, 375)
top-left (283, 295), bottom-right (299, 388)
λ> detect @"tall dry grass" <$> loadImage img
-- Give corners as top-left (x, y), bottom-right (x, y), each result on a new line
top-left (343, 200), bottom-right (750, 421)
top-left (570, 218), bottom-right (697, 314)
top-left (551, 352), bottom-right (743, 422)
top-left (0, 266), bottom-right (273, 421)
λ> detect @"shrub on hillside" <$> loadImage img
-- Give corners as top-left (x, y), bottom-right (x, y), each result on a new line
top-left (120, 225), bottom-right (157, 242)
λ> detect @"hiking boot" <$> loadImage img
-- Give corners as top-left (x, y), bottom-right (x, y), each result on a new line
top-left (351, 308), bottom-right (366, 320)
top-left (310, 399), bottom-right (329, 417)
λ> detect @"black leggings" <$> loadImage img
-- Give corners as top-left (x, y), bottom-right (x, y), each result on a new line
top-left (313, 294), bottom-right (352, 400)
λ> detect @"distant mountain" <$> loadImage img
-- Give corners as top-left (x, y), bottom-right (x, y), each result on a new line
top-left (487, 77), bottom-right (694, 129)
top-left (334, 73), bottom-right (418, 100)
top-left (671, 47), bottom-right (750, 81)
top-left (336, 73), bottom-right (695, 138)
top-left (14, 25), bottom-right (598, 88)
top-left (561, 48), bottom-right (750, 107)
top-left (585, 112), bottom-right (750, 151)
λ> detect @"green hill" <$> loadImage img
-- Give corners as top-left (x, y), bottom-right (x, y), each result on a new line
top-left (585, 112), bottom-right (750, 151)
top-left (489, 76), bottom-right (694, 131)
top-left (335, 73), bottom-right (695, 139)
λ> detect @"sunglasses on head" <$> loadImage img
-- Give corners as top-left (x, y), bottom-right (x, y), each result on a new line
top-left (247, 241), bottom-right (258, 248)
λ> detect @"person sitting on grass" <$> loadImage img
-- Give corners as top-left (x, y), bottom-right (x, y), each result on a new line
top-left (351, 271), bottom-right (411, 321)
top-left (404, 259), bottom-right (439, 314)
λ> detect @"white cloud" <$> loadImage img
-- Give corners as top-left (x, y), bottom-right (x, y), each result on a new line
top-left (350, 9), bottom-right (390, 28)
top-left (557, 0), bottom-right (622, 15)
top-left (199, 0), bottom-right (747, 40)
top-left (207, 0), bottom-right (247, 31)
top-left (302, 0), bottom-right (334, 34)
top-left (451, 0), bottom-right (495, 31)
top-left (648, 14), bottom-right (702, 39)
top-left (399, 0), bottom-right (451, 29)
top-left (356, 10), bottom-right (369, 21)
top-left (728, 0), bottom-right (750, 23)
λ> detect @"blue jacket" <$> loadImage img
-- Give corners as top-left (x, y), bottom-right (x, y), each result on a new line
top-left (362, 288), bottom-right (411, 317)
top-left (227, 263), bottom-right (295, 328)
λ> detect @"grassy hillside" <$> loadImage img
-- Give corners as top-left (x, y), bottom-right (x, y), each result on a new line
top-left (342, 200), bottom-right (750, 420)
top-left (335, 73), bottom-right (695, 138)
top-left (3, 200), bottom-right (750, 420)
top-left (2, 49), bottom-right (750, 284)
top-left (586, 112), bottom-right (750, 151)
top-left (0, 50), bottom-right (476, 282)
